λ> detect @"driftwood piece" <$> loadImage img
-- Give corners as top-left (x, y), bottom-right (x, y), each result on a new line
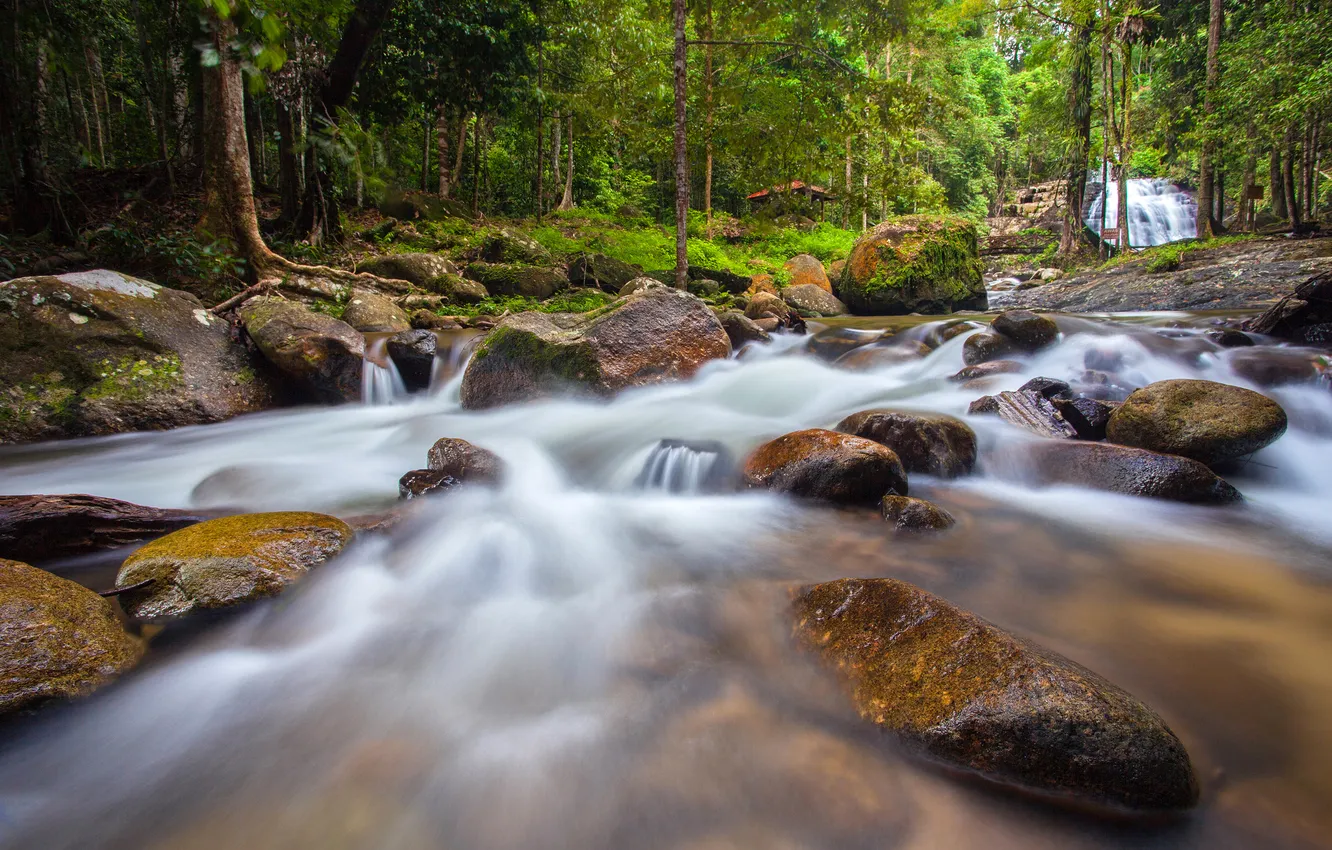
top-left (969, 390), bottom-right (1078, 439)
top-left (1245, 271), bottom-right (1332, 342)
top-left (0, 494), bottom-right (221, 564)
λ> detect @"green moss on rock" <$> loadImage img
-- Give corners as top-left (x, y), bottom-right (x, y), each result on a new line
top-left (839, 216), bottom-right (985, 315)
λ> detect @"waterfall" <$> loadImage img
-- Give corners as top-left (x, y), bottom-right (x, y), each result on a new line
top-left (428, 330), bottom-right (484, 396)
top-left (635, 439), bottom-right (732, 494)
top-left (360, 336), bottom-right (407, 405)
top-left (1085, 177), bottom-right (1198, 249)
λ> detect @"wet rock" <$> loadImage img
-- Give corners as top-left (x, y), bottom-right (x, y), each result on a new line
top-left (341, 290), bottom-right (411, 333)
top-left (752, 317), bottom-right (781, 333)
top-left (718, 311), bottom-right (770, 348)
top-left (880, 496), bottom-right (956, 531)
top-left (460, 288), bottom-right (730, 409)
top-left (481, 227), bottom-right (553, 265)
top-left (835, 410), bottom-right (977, 478)
top-left (386, 329), bottom-right (437, 391)
top-left (424, 272), bottom-right (488, 305)
top-left (0, 494), bottom-right (219, 564)
top-left (922, 319), bottom-right (983, 348)
top-left (962, 331), bottom-right (1021, 366)
top-left (465, 263), bottom-right (569, 299)
top-left (1018, 441), bottom-right (1243, 504)
top-left (0, 559), bottom-right (144, 715)
top-left (410, 310), bottom-right (461, 331)
top-left (568, 253), bottom-right (643, 293)
top-left (834, 341), bottom-right (931, 370)
top-left (991, 310), bottom-right (1059, 351)
top-left (782, 284), bottom-right (847, 317)
top-left (1018, 376), bottom-right (1073, 400)
top-left (240, 298), bottom-right (365, 403)
top-left (1226, 348), bottom-right (1325, 387)
top-left (635, 438), bottom-right (737, 493)
top-left (783, 254), bottom-right (833, 293)
top-left (1106, 379), bottom-right (1288, 465)
top-left (1052, 397), bottom-right (1118, 441)
top-left (950, 360), bottom-right (1024, 382)
top-left (837, 216), bottom-right (986, 315)
top-left (1205, 328), bottom-right (1254, 348)
top-left (398, 468), bottom-right (455, 499)
top-left (744, 292), bottom-right (795, 323)
top-left (116, 512), bottom-right (354, 618)
top-left (742, 429), bottom-right (907, 506)
top-left (427, 437), bottom-right (503, 482)
top-left (792, 577), bottom-right (1200, 811)
top-left (354, 252), bottom-right (457, 287)
top-left (807, 327), bottom-right (882, 362)
top-left (1245, 270), bottom-right (1332, 343)
top-left (970, 390), bottom-right (1078, 439)
top-left (0, 271), bottom-right (280, 443)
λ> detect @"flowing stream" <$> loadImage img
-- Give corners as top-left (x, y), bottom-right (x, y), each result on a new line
top-left (1, 316), bottom-right (1331, 849)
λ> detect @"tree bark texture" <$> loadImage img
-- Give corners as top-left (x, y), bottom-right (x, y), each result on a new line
top-left (672, 0), bottom-right (689, 288)
top-left (1059, 15), bottom-right (1094, 256)
top-left (1196, 0), bottom-right (1222, 238)
top-left (559, 114), bottom-right (574, 210)
top-left (436, 104), bottom-right (451, 197)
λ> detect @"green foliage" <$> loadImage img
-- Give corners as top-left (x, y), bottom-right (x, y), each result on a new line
top-left (89, 224), bottom-right (246, 292)
top-left (447, 288), bottom-right (616, 317)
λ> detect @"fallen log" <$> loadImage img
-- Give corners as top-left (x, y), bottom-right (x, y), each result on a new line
top-left (0, 494), bottom-right (222, 564)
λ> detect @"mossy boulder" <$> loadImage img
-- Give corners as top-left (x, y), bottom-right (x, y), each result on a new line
top-left (239, 298), bottom-right (365, 403)
top-left (341, 289), bottom-right (411, 333)
top-left (792, 578), bottom-right (1199, 811)
top-left (782, 284), bottom-right (847, 317)
top-left (1106, 379), bottom-right (1288, 466)
top-left (783, 254), bottom-right (832, 293)
top-left (0, 558), bottom-right (144, 714)
top-left (742, 428), bottom-right (907, 507)
top-left (378, 190), bottom-right (472, 223)
top-left (465, 263), bottom-right (568, 299)
top-left (838, 216), bottom-right (985, 315)
top-left (880, 495), bottom-right (956, 530)
top-left (835, 410), bottom-right (977, 478)
top-left (425, 272), bottom-right (487, 304)
top-left (460, 288), bottom-right (731, 409)
top-left (481, 227), bottom-right (553, 265)
top-left (0, 271), bottom-right (281, 444)
top-left (115, 512), bottom-right (354, 619)
top-left (354, 253), bottom-right (457, 287)
top-left (568, 253), bottom-right (644, 293)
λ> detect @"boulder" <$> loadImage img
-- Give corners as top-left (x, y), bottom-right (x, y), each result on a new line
top-left (569, 254), bottom-right (643, 293)
top-left (744, 292), bottom-right (795, 323)
top-left (880, 495), bottom-right (956, 531)
top-left (424, 273), bottom-right (488, 305)
top-left (1205, 328), bottom-right (1254, 348)
top-left (460, 288), bottom-right (731, 409)
top-left (0, 559), bottom-right (144, 714)
top-left (688, 266), bottom-right (751, 295)
top-left (410, 310), bottom-right (462, 331)
top-left (991, 310), bottom-right (1059, 351)
top-left (1017, 441), bottom-right (1243, 503)
top-left (0, 271), bottom-right (280, 443)
top-left (807, 327), bottom-right (882, 362)
top-left (386, 329), bottom-right (437, 391)
top-left (962, 332), bottom-right (1021, 366)
top-left (465, 263), bottom-right (568, 299)
top-left (783, 254), bottom-right (832, 293)
top-left (1226, 348), bottom-right (1325, 387)
top-left (0, 494), bottom-right (217, 564)
top-left (746, 273), bottom-right (778, 296)
top-left (481, 227), bottom-right (553, 265)
top-left (782, 284), bottom-right (847, 317)
top-left (618, 277), bottom-right (666, 297)
top-left (239, 298), bottom-right (365, 403)
top-left (687, 278), bottom-right (722, 298)
top-left (835, 410), bottom-right (976, 478)
top-left (402, 437), bottom-right (504, 499)
top-left (378, 190), bottom-right (471, 223)
top-left (115, 512), bottom-right (354, 619)
top-left (834, 341), bottom-right (931, 370)
top-left (341, 290), bottom-right (410, 333)
top-left (792, 578), bottom-right (1199, 811)
top-left (837, 216), bottom-right (986, 315)
top-left (1106, 379), bottom-right (1288, 465)
top-left (1053, 397), bottom-right (1118, 441)
top-left (1018, 376), bottom-right (1073, 400)
top-left (742, 429), bottom-right (907, 506)
top-left (354, 253), bottom-right (457, 287)
top-left (718, 311), bottom-right (770, 348)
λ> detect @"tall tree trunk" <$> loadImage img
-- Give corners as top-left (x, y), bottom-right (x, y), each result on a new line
top-left (453, 110), bottom-right (467, 189)
top-left (1215, 167), bottom-right (1224, 226)
top-left (671, 0), bottom-right (689, 288)
top-left (83, 45), bottom-right (106, 167)
top-left (1059, 14), bottom-right (1094, 256)
top-left (3, 4), bottom-right (67, 240)
top-left (1196, 0), bottom-right (1222, 238)
top-left (1112, 43), bottom-right (1131, 250)
top-left (471, 108), bottom-right (481, 217)
top-left (535, 28), bottom-right (544, 221)
top-left (702, 0), bottom-right (714, 235)
top-left (1303, 115), bottom-right (1316, 221)
top-left (1098, 0), bottom-right (1111, 260)
top-left (275, 99), bottom-right (301, 224)
top-left (295, 0), bottom-right (397, 244)
top-left (1284, 126), bottom-right (1301, 228)
top-left (1240, 125), bottom-right (1256, 231)
top-left (244, 89), bottom-right (263, 186)
top-left (558, 114), bottom-right (574, 210)
top-left (552, 108), bottom-right (562, 188)
top-left (1271, 146), bottom-right (1287, 220)
top-left (436, 104), bottom-right (450, 197)
top-left (419, 117), bottom-right (430, 191)
top-left (131, 0), bottom-right (174, 192)
top-left (844, 136), bottom-right (852, 229)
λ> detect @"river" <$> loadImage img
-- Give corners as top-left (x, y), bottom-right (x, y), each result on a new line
top-left (0, 314), bottom-right (1329, 850)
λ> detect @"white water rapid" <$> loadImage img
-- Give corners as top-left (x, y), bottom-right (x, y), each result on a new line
top-left (1086, 177), bottom-right (1198, 248)
top-left (1, 316), bottom-right (1331, 850)
top-left (361, 336), bottom-right (408, 405)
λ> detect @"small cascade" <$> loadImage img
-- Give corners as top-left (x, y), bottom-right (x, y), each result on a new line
top-left (1085, 177), bottom-right (1198, 248)
top-left (429, 330), bottom-right (484, 395)
top-left (635, 439), bottom-right (733, 494)
top-left (361, 336), bottom-right (408, 405)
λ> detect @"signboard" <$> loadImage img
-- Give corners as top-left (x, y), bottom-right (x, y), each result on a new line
top-left (1100, 228), bottom-right (1121, 240)
top-left (1246, 185), bottom-right (1266, 200)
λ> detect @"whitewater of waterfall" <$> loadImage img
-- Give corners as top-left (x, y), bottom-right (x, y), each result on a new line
top-left (1, 315), bottom-right (1331, 850)
top-left (361, 336), bottom-right (407, 405)
top-left (1086, 177), bottom-right (1198, 248)
top-left (633, 439), bottom-right (729, 494)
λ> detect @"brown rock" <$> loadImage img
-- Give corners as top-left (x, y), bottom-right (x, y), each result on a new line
top-left (1226, 348), bottom-right (1325, 387)
top-left (410, 310), bottom-right (461, 331)
top-left (239, 298), bottom-right (365, 403)
top-left (834, 341), bottom-right (931, 370)
top-left (835, 410), bottom-right (976, 478)
top-left (743, 429), bottom-right (907, 506)
top-left (950, 360), bottom-right (1025, 382)
top-left (962, 332), bottom-right (1021, 366)
top-left (1106, 379), bottom-right (1288, 465)
top-left (806, 327), bottom-right (881, 362)
top-left (718, 311), bottom-right (770, 348)
top-left (341, 289), bottom-right (411, 333)
top-left (1017, 441), bottom-right (1243, 503)
top-left (427, 437), bottom-right (503, 482)
top-left (970, 390), bottom-right (1078, 439)
top-left (743, 291), bottom-right (793, 323)
top-left (781, 283), bottom-right (847, 317)
top-left (782, 254), bottom-right (833, 293)
top-left (0, 494), bottom-right (219, 564)
top-left (991, 310), bottom-right (1059, 351)
top-left (746, 273), bottom-right (777, 296)
top-left (1053, 397), bottom-right (1118, 441)
top-left (354, 252), bottom-right (457, 287)
top-left (880, 495), bottom-right (956, 530)
top-left (792, 578), bottom-right (1200, 811)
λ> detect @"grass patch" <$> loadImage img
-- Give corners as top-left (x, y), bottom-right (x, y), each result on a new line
top-left (443, 288), bottom-right (618, 317)
top-left (1098, 234), bottom-right (1261, 272)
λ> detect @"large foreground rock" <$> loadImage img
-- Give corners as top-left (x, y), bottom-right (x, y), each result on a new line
top-left (239, 298), bottom-right (365, 403)
top-left (354, 253), bottom-right (457, 287)
top-left (835, 410), bottom-right (976, 478)
top-left (0, 271), bottom-right (280, 443)
top-left (0, 494), bottom-right (217, 564)
top-left (1017, 441), bottom-right (1243, 504)
top-left (1106, 379), bottom-right (1287, 465)
top-left (0, 559), bottom-right (144, 714)
top-left (837, 216), bottom-right (986, 315)
top-left (460, 288), bottom-right (730, 409)
top-left (792, 578), bottom-right (1199, 811)
top-left (116, 512), bottom-right (354, 619)
top-left (743, 429), bottom-right (907, 506)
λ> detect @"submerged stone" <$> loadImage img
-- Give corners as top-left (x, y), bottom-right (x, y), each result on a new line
top-left (880, 495), bottom-right (956, 531)
top-left (792, 577), bottom-right (1200, 812)
top-left (1106, 379), bottom-right (1288, 465)
top-left (1018, 441), bottom-right (1243, 504)
top-left (743, 429), bottom-right (907, 506)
